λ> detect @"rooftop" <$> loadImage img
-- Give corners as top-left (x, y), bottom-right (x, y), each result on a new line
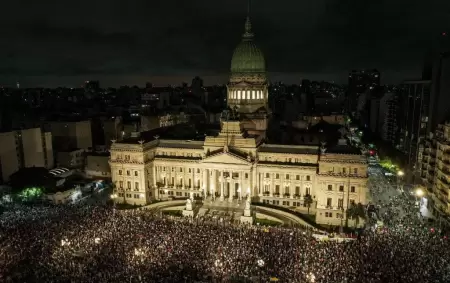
top-left (325, 144), bottom-right (362, 155)
top-left (259, 144), bottom-right (319, 155)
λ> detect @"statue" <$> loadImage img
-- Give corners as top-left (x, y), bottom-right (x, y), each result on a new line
top-left (185, 198), bottom-right (193, 211)
top-left (189, 192), bottom-right (194, 201)
top-left (245, 196), bottom-right (251, 211)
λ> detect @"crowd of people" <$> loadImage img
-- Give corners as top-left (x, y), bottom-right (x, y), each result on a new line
top-left (0, 200), bottom-right (449, 283)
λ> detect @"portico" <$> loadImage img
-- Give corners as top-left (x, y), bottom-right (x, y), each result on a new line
top-left (201, 150), bottom-right (253, 201)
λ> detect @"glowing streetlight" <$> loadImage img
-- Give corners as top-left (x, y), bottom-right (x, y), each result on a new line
top-left (110, 193), bottom-right (118, 199)
top-left (397, 171), bottom-right (404, 177)
top-left (416, 188), bottom-right (424, 197)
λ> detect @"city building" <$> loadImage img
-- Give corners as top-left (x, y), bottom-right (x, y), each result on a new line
top-left (140, 112), bottom-right (189, 132)
top-left (428, 52), bottom-right (450, 134)
top-left (109, 15), bottom-right (368, 227)
top-left (56, 148), bottom-right (85, 168)
top-left (379, 92), bottom-right (398, 144)
top-left (0, 127), bottom-right (53, 182)
top-left (420, 121), bottom-right (450, 227)
top-left (397, 80), bottom-right (432, 169)
top-left (47, 120), bottom-right (93, 151)
top-left (85, 153), bottom-right (111, 179)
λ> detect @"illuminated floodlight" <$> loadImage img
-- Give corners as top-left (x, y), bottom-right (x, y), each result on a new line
top-left (397, 170), bottom-right (404, 177)
top-left (257, 259), bottom-right (265, 267)
top-left (416, 188), bottom-right (424, 197)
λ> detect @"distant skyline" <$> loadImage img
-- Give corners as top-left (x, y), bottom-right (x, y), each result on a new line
top-left (0, 70), bottom-right (422, 89)
top-left (1, 0), bottom-right (448, 87)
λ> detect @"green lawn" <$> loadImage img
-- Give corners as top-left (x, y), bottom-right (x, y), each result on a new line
top-left (255, 218), bottom-right (282, 227)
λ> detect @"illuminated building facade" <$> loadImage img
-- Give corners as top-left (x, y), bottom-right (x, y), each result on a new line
top-left (109, 16), bottom-right (368, 227)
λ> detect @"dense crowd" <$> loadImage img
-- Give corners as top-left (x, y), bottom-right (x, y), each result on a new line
top-left (0, 201), bottom-right (449, 283)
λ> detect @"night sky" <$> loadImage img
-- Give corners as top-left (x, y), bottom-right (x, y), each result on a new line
top-left (1, 0), bottom-right (449, 87)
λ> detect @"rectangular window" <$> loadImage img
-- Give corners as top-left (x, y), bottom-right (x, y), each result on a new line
top-left (296, 175), bottom-right (300, 180)
top-left (338, 198), bottom-right (343, 208)
top-left (119, 170), bottom-right (122, 175)
top-left (295, 186), bottom-right (300, 195)
top-left (275, 185), bottom-right (280, 194)
top-left (351, 186), bottom-right (356, 193)
top-left (343, 168), bottom-right (346, 174)
top-left (135, 182), bottom-right (139, 190)
top-left (127, 181), bottom-right (131, 189)
top-left (127, 170), bottom-right (130, 176)
top-left (119, 181), bottom-right (123, 188)
top-left (180, 168), bottom-right (183, 172)
top-left (134, 171), bottom-right (138, 176)
top-left (189, 168), bottom-right (191, 173)
top-left (354, 168), bottom-right (358, 174)
top-left (284, 186), bottom-right (289, 194)
top-left (327, 198), bottom-right (332, 207)
top-left (285, 174), bottom-right (289, 180)
top-left (306, 175), bottom-right (310, 181)
top-left (266, 173), bottom-right (270, 178)
top-left (276, 174), bottom-right (279, 179)
top-left (328, 185), bottom-right (332, 191)
top-left (245, 173), bottom-right (248, 179)
top-left (339, 185), bottom-right (344, 192)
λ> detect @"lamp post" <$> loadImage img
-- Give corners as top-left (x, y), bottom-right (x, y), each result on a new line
top-left (397, 170), bottom-right (404, 192)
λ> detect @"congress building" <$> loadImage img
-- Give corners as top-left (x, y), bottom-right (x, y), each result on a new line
top-left (109, 16), bottom-right (368, 227)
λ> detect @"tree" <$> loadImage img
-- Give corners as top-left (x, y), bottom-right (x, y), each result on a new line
top-left (304, 194), bottom-right (313, 214)
top-left (346, 202), bottom-right (366, 228)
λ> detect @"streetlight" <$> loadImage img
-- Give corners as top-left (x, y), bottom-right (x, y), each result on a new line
top-left (397, 170), bottom-right (404, 192)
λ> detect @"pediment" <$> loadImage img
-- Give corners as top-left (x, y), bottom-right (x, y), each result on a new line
top-left (202, 152), bottom-right (250, 165)
top-left (234, 81), bottom-right (250, 87)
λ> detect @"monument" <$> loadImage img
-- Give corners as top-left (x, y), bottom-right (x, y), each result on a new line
top-left (240, 195), bottom-right (254, 224)
top-left (182, 198), bottom-right (195, 217)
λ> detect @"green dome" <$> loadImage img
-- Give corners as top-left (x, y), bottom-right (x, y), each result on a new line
top-left (230, 40), bottom-right (265, 73)
top-left (230, 17), bottom-right (265, 74)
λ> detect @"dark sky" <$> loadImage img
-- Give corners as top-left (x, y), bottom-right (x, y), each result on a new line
top-left (1, 0), bottom-right (449, 87)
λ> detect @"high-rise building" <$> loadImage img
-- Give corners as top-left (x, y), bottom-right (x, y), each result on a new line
top-left (420, 121), bottom-right (450, 227)
top-left (397, 80), bottom-right (432, 169)
top-left (379, 92), bottom-right (398, 144)
top-left (428, 52), bottom-right (450, 134)
top-left (0, 128), bottom-right (53, 182)
top-left (47, 120), bottom-right (93, 151)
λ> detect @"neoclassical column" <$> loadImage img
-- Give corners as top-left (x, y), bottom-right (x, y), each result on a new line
top-left (152, 165), bottom-right (157, 187)
top-left (212, 169), bottom-right (217, 196)
top-left (252, 167), bottom-right (257, 197)
top-left (203, 169), bottom-right (208, 195)
top-left (220, 170), bottom-right (225, 201)
top-left (270, 173), bottom-right (274, 197)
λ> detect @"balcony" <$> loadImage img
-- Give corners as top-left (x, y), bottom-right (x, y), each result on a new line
top-left (439, 176), bottom-right (450, 185)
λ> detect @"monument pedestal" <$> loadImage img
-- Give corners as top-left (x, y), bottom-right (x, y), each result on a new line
top-left (240, 208), bottom-right (253, 224)
top-left (240, 215), bottom-right (253, 225)
top-left (182, 210), bottom-right (194, 217)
